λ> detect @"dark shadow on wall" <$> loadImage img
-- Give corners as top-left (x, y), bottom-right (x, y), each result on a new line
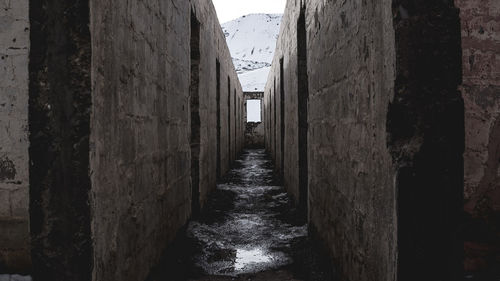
top-left (297, 6), bottom-right (309, 217)
top-left (28, 0), bottom-right (92, 280)
top-left (228, 77), bottom-right (232, 164)
top-left (280, 58), bottom-right (285, 181)
top-left (388, 1), bottom-right (463, 280)
top-left (216, 59), bottom-right (221, 180)
top-left (273, 78), bottom-right (277, 167)
top-left (190, 10), bottom-right (201, 216)
top-left (234, 89), bottom-right (237, 161)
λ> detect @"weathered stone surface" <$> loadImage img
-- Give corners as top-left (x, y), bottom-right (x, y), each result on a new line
top-left (245, 122), bottom-right (264, 148)
top-left (2, 0), bottom-right (243, 279)
top-left (191, 0), bottom-right (245, 212)
top-left (90, 0), bottom-right (189, 279)
top-left (0, 0), bottom-right (30, 273)
top-left (90, 1), bottom-right (243, 280)
top-left (265, 0), bottom-right (464, 280)
top-left (304, 0), bottom-right (398, 279)
top-left (455, 0), bottom-right (500, 274)
top-left (0, 218), bottom-right (30, 274)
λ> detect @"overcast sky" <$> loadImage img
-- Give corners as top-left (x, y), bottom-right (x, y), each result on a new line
top-left (212, 0), bottom-right (287, 23)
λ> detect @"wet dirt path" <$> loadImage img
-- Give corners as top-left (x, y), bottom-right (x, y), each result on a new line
top-left (188, 149), bottom-right (306, 276)
top-left (148, 149), bottom-right (334, 281)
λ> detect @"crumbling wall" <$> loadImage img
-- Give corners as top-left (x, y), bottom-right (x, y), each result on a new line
top-left (455, 0), bottom-right (500, 275)
top-left (0, 0), bottom-right (30, 273)
top-left (265, 0), bottom-right (464, 280)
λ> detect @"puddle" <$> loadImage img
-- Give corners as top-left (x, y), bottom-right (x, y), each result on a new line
top-left (187, 149), bottom-right (307, 276)
top-left (234, 248), bottom-right (272, 270)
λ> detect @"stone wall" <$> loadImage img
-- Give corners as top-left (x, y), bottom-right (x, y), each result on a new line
top-left (191, 0), bottom-right (245, 211)
top-left (1, 0), bottom-right (243, 279)
top-left (0, 0), bottom-right (30, 273)
top-left (245, 122), bottom-right (264, 148)
top-left (90, 0), bottom-right (190, 279)
top-left (455, 0), bottom-right (500, 275)
top-left (264, 0), bottom-right (464, 280)
top-left (90, 0), bottom-right (243, 280)
top-left (264, 1), bottom-right (399, 279)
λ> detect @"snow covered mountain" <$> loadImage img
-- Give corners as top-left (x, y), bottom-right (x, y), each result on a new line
top-left (221, 14), bottom-right (282, 92)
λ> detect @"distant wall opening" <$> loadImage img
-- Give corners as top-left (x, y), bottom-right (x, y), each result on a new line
top-left (190, 11), bottom-right (201, 215)
top-left (247, 100), bottom-right (262, 122)
top-left (28, 0), bottom-right (92, 279)
top-left (216, 60), bottom-right (221, 179)
top-left (297, 7), bottom-right (309, 214)
top-left (389, 1), bottom-right (463, 280)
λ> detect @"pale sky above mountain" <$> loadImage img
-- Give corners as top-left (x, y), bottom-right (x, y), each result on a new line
top-left (212, 0), bottom-right (287, 23)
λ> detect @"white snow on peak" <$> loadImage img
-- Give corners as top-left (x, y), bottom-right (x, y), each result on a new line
top-left (222, 13), bottom-right (282, 92)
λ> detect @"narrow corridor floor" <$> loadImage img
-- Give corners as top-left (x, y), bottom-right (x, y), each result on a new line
top-left (148, 149), bottom-right (335, 281)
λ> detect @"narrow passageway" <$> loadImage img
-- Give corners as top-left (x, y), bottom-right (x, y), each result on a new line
top-left (148, 149), bottom-right (334, 281)
top-left (189, 149), bottom-right (305, 277)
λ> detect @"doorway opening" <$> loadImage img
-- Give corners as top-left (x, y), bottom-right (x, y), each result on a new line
top-left (247, 100), bottom-right (262, 122)
top-left (28, 0), bottom-right (92, 279)
top-left (190, 10), bottom-right (201, 215)
top-left (389, 2), bottom-right (463, 280)
top-left (297, 6), bottom-right (309, 214)
top-left (280, 58), bottom-right (285, 180)
top-left (273, 79), bottom-right (277, 161)
top-left (216, 60), bottom-right (221, 179)
top-left (227, 77), bottom-right (231, 163)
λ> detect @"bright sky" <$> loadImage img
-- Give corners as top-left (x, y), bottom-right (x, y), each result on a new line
top-left (247, 100), bottom-right (262, 122)
top-left (212, 0), bottom-right (287, 23)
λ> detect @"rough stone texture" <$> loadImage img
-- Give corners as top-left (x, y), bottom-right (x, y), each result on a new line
top-left (304, 0), bottom-right (397, 279)
top-left (90, 2), bottom-right (186, 280)
top-left (2, 0), bottom-right (243, 279)
top-left (455, 0), bottom-right (500, 274)
top-left (191, 0), bottom-right (245, 211)
top-left (245, 122), bottom-right (264, 148)
top-left (90, 0), bottom-right (182, 278)
top-left (244, 92), bottom-right (264, 148)
top-left (265, 0), bottom-right (464, 280)
top-left (0, 0), bottom-right (30, 273)
top-left (90, 1), bottom-right (243, 280)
